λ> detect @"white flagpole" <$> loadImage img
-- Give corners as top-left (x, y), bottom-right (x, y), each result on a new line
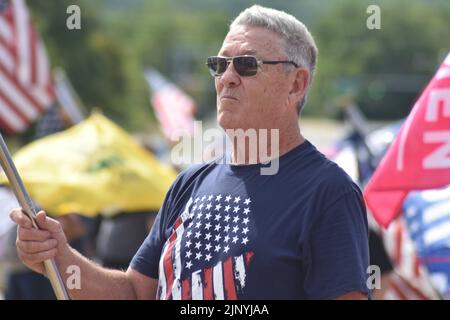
top-left (0, 133), bottom-right (69, 300)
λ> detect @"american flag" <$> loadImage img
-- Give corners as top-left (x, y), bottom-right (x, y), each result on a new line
top-left (144, 68), bottom-right (195, 142)
top-left (0, 0), bottom-right (54, 133)
top-left (381, 217), bottom-right (439, 299)
top-left (157, 194), bottom-right (255, 300)
top-left (403, 186), bottom-right (450, 253)
top-left (401, 185), bottom-right (450, 298)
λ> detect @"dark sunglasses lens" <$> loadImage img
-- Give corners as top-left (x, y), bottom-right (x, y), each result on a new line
top-left (207, 57), bottom-right (228, 76)
top-left (234, 56), bottom-right (258, 76)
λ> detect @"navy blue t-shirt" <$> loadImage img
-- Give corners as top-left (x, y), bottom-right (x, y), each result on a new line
top-left (131, 140), bottom-right (370, 299)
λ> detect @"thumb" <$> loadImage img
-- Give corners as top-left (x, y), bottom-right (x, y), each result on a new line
top-left (35, 211), bottom-right (61, 233)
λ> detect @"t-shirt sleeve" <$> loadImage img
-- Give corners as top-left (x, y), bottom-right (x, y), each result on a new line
top-left (129, 179), bottom-right (178, 278)
top-left (129, 207), bottom-right (166, 279)
top-left (129, 163), bottom-right (210, 279)
top-left (303, 186), bottom-right (370, 299)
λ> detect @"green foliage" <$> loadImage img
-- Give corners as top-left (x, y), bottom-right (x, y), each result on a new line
top-left (103, 0), bottom-right (230, 119)
top-left (308, 0), bottom-right (450, 119)
top-left (28, 0), bottom-right (152, 131)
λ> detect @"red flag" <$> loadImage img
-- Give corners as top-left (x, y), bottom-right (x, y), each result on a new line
top-left (0, 0), bottom-right (54, 134)
top-left (145, 68), bottom-right (196, 142)
top-left (364, 52), bottom-right (450, 228)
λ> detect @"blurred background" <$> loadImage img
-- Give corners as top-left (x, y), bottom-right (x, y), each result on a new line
top-left (1, 0), bottom-right (450, 300)
top-left (17, 0), bottom-right (450, 136)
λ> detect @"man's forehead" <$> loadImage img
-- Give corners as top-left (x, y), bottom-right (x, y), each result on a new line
top-left (219, 26), bottom-right (283, 57)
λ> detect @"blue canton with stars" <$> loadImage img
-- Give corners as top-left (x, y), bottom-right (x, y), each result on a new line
top-left (180, 193), bottom-right (253, 276)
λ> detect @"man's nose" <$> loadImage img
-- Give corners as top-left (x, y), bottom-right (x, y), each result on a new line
top-left (218, 62), bottom-right (241, 87)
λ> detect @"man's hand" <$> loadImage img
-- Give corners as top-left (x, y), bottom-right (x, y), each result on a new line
top-left (10, 208), bottom-right (68, 276)
top-left (10, 208), bottom-right (151, 300)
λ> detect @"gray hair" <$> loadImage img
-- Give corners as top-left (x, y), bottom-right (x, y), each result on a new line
top-left (230, 5), bottom-right (318, 114)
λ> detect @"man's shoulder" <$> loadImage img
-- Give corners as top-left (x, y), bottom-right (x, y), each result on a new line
top-left (292, 141), bottom-right (356, 188)
top-left (306, 149), bottom-right (362, 197)
top-left (172, 161), bottom-right (218, 189)
top-left (321, 157), bottom-right (355, 185)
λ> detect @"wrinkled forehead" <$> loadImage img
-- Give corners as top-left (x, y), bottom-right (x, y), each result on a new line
top-left (218, 25), bottom-right (285, 58)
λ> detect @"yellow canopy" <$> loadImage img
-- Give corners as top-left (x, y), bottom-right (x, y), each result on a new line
top-left (0, 114), bottom-right (177, 217)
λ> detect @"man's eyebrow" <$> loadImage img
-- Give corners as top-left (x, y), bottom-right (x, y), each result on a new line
top-left (241, 49), bottom-right (257, 55)
top-left (219, 49), bottom-right (258, 57)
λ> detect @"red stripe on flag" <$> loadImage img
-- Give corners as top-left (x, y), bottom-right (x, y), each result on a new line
top-left (421, 256), bottom-right (450, 263)
top-left (245, 251), bottom-right (254, 266)
top-left (389, 274), bottom-right (429, 300)
top-left (0, 90), bottom-right (30, 123)
top-left (182, 278), bottom-right (191, 300)
top-left (0, 8), bottom-right (15, 63)
top-left (0, 64), bottom-right (46, 112)
top-left (405, 278), bottom-right (429, 300)
top-left (173, 216), bottom-right (183, 231)
top-left (10, 3), bottom-right (21, 69)
top-left (223, 256), bottom-right (237, 300)
top-left (0, 115), bottom-right (15, 133)
top-left (162, 247), bottom-right (175, 300)
top-left (46, 80), bottom-right (55, 98)
top-left (163, 230), bottom-right (180, 300)
top-left (29, 24), bottom-right (37, 84)
top-left (203, 267), bottom-right (213, 300)
top-left (389, 280), bottom-right (408, 300)
top-left (1, 8), bottom-right (15, 52)
top-left (161, 216), bottom-right (185, 300)
top-left (0, 34), bottom-right (8, 48)
top-left (4, 5), bottom-right (15, 28)
top-left (153, 96), bottom-right (173, 136)
top-left (394, 222), bottom-right (402, 266)
top-left (404, 282), bottom-right (428, 300)
top-left (414, 256), bottom-right (421, 278)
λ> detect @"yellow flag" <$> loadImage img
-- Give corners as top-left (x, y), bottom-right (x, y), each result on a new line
top-left (0, 114), bottom-right (177, 217)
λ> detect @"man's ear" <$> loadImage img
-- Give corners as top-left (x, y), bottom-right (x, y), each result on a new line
top-left (288, 68), bottom-right (309, 106)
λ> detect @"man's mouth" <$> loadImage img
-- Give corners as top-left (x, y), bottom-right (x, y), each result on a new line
top-left (220, 95), bottom-right (238, 101)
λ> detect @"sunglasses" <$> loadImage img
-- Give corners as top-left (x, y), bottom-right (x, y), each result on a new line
top-left (206, 55), bottom-right (299, 77)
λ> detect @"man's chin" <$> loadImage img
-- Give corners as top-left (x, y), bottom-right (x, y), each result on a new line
top-left (217, 113), bottom-right (238, 130)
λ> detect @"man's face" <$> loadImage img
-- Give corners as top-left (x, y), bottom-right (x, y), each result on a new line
top-left (215, 25), bottom-right (294, 131)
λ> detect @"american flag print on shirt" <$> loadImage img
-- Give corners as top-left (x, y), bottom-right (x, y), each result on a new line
top-left (157, 194), bottom-right (255, 300)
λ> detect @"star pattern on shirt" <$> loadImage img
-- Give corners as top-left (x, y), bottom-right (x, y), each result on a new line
top-left (181, 193), bottom-right (253, 274)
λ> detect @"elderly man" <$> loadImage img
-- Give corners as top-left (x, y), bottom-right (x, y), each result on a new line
top-left (10, 5), bottom-right (369, 299)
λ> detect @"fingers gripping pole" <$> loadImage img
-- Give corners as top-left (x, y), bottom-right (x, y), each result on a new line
top-left (0, 133), bottom-right (69, 300)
